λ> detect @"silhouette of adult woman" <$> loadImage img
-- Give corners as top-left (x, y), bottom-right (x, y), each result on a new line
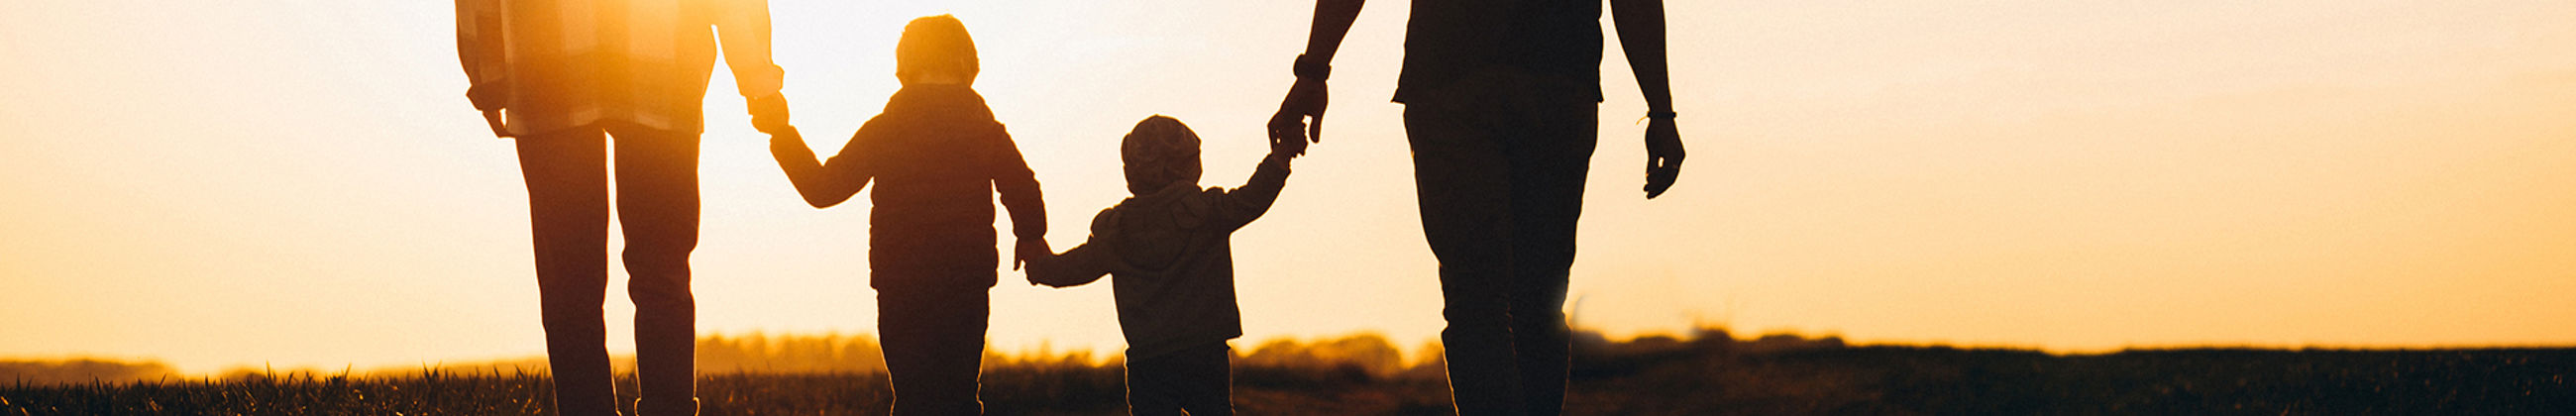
top-left (1269, 1), bottom-right (1684, 414)
top-left (456, 1), bottom-right (792, 414)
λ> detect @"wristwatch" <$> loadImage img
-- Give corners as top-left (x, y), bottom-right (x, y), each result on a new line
top-left (1293, 53), bottom-right (1331, 81)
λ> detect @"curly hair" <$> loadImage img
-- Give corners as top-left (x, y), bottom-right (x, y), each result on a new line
top-left (1121, 115), bottom-right (1204, 195)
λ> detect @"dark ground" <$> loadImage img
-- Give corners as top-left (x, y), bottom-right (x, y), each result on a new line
top-left (6, 334), bottom-right (2572, 415)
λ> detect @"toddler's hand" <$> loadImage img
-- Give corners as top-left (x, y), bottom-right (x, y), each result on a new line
top-left (1269, 125), bottom-right (1310, 158)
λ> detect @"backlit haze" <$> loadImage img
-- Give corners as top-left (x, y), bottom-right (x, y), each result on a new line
top-left (3, 1), bottom-right (2573, 373)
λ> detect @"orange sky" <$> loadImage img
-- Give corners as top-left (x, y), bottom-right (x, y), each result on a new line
top-left (3, 1), bottom-right (2573, 373)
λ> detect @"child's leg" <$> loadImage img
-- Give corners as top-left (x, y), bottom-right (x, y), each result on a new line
top-left (1126, 343), bottom-right (1233, 416)
top-left (877, 284), bottom-right (990, 416)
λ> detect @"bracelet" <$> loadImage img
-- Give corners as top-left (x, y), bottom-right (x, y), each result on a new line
top-left (1293, 53), bottom-right (1332, 80)
top-left (1646, 110), bottom-right (1678, 120)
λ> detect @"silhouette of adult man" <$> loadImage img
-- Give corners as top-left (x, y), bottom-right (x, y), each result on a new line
top-left (1270, 1), bottom-right (1684, 415)
top-left (457, 1), bottom-right (790, 415)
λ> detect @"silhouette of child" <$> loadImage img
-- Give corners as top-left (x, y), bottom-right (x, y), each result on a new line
top-left (1025, 115), bottom-right (1300, 416)
top-left (766, 15), bottom-right (1042, 416)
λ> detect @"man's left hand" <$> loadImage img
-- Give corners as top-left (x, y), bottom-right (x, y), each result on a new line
top-left (1644, 117), bottom-right (1683, 199)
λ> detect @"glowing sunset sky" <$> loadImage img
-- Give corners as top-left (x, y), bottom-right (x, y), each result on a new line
top-left (2, 1), bottom-right (2572, 373)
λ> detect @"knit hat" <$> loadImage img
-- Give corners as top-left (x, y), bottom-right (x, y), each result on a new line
top-left (896, 15), bottom-right (979, 85)
top-left (1122, 115), bottom-right (1204, 195)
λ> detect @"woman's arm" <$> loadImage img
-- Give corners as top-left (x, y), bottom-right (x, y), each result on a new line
top-left (456, 0), bottom-right (510, 137)
top-left (714, 0), bottom-right (791, 133)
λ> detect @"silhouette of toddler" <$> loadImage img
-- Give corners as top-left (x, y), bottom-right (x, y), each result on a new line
top-left (1025, 115), bottom-right (1301, 416)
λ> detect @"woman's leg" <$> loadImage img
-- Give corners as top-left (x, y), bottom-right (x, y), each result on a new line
top-left (516, 128), bottom-right (617, 416)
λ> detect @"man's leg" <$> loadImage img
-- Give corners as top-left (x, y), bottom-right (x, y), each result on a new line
top-left (879, 285), bottom-right (991, 416)
top-left (517, 128), bottom-right (619, 416)
top-left (1500, 93), bottom-right (1598, 416)
top-left (611, 126), bottom-right (703, 416)
top-left (1405, 85), bottom-right (1527, 416)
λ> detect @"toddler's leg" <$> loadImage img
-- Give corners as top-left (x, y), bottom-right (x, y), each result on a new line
top-left (1175, 344), bottom-right (1234, 416)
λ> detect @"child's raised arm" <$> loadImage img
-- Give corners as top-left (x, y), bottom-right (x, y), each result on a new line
top-left (1204, 147), bottom-right (1295, 232)
top-left (769, 126), bottom-right (877, 208)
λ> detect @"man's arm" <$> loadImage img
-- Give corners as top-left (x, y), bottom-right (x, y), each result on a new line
top-left (456, 0), bottom-right (510, 137)
top-left (770, 127), bottom-right (871, 208)
top-left (1268, 0), bottom-right (1366, 151)
top-left (1611, 0), bottom-right (1685, 199)
top-left (715, 0), bottom-right (791, 133)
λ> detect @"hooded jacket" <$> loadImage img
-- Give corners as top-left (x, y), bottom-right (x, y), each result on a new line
top-left (771, 84), bottom-right (1044, 290)
top-left (1029, 155), bottom-right (1290, 359)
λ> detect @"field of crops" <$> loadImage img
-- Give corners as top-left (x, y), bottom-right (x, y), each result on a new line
top-left (7, 332), bottom-right (2573, 415)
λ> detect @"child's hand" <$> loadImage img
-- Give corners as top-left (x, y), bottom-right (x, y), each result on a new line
top-left (1269, 124), bottom-right (1311, 158)
top-left (767, 126), bottom-right (805, 156)
top-left (767, 125), bottom-right (802, 142)
top-left (749, 93), bottom-right (792, 135)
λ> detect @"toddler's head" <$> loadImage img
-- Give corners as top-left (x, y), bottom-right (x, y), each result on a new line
top-left (1121, 116), bottom-right (1203, 195)
top-left (896, 15), bottom-right (978, 86)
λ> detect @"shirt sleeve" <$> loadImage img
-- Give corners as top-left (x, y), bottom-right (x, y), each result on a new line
top-left (456, 0), bottom-right (509, 111)
top-left (1208, 154), bottom-right (1293, 231)
top-left (712, 0), bottom-right (785, 98)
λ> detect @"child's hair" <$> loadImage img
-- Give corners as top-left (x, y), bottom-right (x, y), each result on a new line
top-left (1122, 116), bottom-right (1203, 195)
top-left (896, 15), bottom-right (979, 85)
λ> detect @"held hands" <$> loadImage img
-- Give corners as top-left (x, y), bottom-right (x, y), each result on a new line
top-left (766, 125), bottom-right (805, 155)
top-left (1013, 238), bottom-right (1050, 272)
top-left (1643, 116), bottom-right (1684, 199)
top-left (749, 93), bottom-right (792, 135)
top-left (1267, 77), bottom-right (1327, 156)
top-left (1270, 116), bottom-right (1311, 161)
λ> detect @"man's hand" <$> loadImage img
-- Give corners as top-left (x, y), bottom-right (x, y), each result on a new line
top-left (1268, 77), bottom-right (1327, 156)
top-left (749, 93), bottom-right (792, 135)
top-left (481, 110), bottom-right (511, 138)
top-left (1013, 238), bottom-right (1050, 271)
top-left (1643, 117), bottom-right (1683, 199)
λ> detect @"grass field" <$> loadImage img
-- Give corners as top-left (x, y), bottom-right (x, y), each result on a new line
top-left (7, 331), bottom-right (2573, 415)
